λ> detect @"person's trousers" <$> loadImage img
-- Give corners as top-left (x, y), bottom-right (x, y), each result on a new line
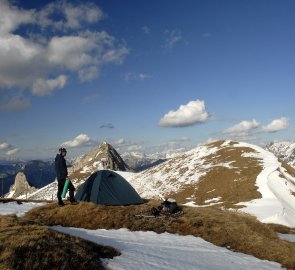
top-left (57, 178), bottom-right (75, 203)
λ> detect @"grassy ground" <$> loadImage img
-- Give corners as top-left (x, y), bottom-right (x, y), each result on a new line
top-left (23, 200), bottom-right (295, 270)
top-left (0, 214), bottom-right (120, 270)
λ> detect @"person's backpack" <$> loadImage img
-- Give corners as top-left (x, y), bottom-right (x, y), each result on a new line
top-left (161, 198), bottom-right (179, 214)
top-left (150, 198), bottom-right (183, 217)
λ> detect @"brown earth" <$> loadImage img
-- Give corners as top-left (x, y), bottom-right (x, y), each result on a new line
top-left (0, 214), bottom-right (120, 270)
top-left (165, 141), bottom-right (263, 208)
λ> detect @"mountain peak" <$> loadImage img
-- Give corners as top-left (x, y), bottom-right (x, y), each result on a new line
top-left (69, 142), bottom-right (129, 182)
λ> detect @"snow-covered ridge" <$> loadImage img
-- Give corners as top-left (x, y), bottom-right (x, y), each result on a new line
top-left (120, 140), bottom-right (295, 227)
top-left (20, 140), bottom-right (295, 227)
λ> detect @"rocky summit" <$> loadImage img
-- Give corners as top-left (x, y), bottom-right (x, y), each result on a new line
top-left (69, 142), bottom-right (130, 183)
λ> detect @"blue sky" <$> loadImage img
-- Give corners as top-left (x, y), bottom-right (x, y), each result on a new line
top-left (0, 0), bottom-right (294, 160)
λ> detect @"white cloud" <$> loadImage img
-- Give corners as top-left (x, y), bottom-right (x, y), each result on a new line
top-left (62, 134), bottom-right (96, 148)
top-left (31, 75), bottom-right (67, 96)
top-left (0, 142), bottom-right (10, 150)
top-left (162, 29), bottom-right (182, 49)
top-left (262, 117), bottom-right (289, 133)
top-left (102, 45), bottom-right (129, 64)
top-left (78, 66), bottom-right (99, 82)
top-left (159, 100), bottom-right (210, 127)
top-left (138, 73), bottom-right (151, 81)
top-left (36, 1), bottom-right (104, 31)
top-left (47, 35), bottom-right (96, 70)
top-left (0, 34), bottom-right (45, 89)
top-left (115, 138), bottom-right (125, 145)
top-left (124, 72), bottom-right (151, 82)
top-left (6, 148), bottom-right (20, 156)
top-left (0, 0), bottom-right (35, 35)
top-left (0, 1), bottom-right (128, 111)
top-left (127, 144), bottom-right (142, 151)
top-left (224, 119), bottom-right (260, 137)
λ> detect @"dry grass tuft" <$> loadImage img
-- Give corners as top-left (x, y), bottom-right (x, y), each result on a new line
top-left (0, 214), bottom-right (120, 270)
top-left (24, 201), bottom-right (295, 269)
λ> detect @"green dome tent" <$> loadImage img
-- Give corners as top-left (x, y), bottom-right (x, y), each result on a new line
top-left (75, 170), bottom-right (144, 205)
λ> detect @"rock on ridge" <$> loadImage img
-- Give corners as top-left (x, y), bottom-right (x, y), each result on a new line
top-left (5, 172), bottom-right (37, 198)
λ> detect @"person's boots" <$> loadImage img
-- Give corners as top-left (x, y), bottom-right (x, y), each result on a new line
top-left (58, 200), bottom-right (65, 207)
top-left (70, 198), bottom-right (78, 205)
top-left (69, 188), bottom-right (77, 204)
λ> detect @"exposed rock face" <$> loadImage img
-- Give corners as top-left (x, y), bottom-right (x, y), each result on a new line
top-left (265, 141), bottom-right (295, 168)
top-left (69, 142), bottom-right (129, 182)
top-left (5, 172), bottom-right (37, 198)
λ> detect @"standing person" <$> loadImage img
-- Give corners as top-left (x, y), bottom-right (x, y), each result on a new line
top-left (55, 147), bottom-right (76, 206)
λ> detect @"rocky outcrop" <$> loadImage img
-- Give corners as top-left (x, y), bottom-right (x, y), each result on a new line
top-left (265, 141), bottom-right (295, 168)
top-left (5, 172), bottom-right (37, 198)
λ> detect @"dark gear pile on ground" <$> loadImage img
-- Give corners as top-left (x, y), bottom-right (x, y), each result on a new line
top-left (150, 198), bottom-right (183, 217)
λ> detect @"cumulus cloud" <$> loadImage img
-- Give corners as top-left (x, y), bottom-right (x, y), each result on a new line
top-left (159, 100), bottom-right (210, 127)
top-left (62, 134), bottom-right (96, 148)
top-left (0, 142), bottom-right (10, 150)
top-left (36, 1), bottom-right (104, 31)
top-left (31, 75), bottom-right (67, 96)
top-left (262, 117), bottom-right (289, 133)
top-left (115, 138), bottom-right (125, 145)
top-left (0, 0), bottom-right (128, 111)
top-left (78, 66), bottom-right (99, 82)
top-left (6, 148), bottom-right (20, 156)
top-left (0, 0), bottom-right (35, 35)
top-left (223, 119), bottom-right (260, 137)
top-left (127, 144), bottom-right (142, 151)
top-left (162, 29), bottom-right (182, 49)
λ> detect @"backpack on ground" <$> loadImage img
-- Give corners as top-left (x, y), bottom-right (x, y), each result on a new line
top-left (150, 198), bottom-right (183, 216)
top-left (160, 198), bottom-right (180, 214)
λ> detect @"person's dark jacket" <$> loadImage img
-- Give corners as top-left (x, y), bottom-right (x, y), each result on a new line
top-left (55, 154), bottom-right (68, 181)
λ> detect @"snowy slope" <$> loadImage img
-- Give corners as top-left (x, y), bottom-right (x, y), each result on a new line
top-left (234, 142), bottom-right (295, 227)
top-left (55, 226), bottom-right (284, 270)
top-left (119, 140), bottom-right (295, 227)
top-left (20, 140), bottom-right (295, 227)
top-left (0, 202), bottom-right (286, 270)
top-left (118, 143), bottom-right (219, 200)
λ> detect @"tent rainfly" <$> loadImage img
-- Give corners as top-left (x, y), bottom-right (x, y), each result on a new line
top-left (75, 170), bottom-right (144, 205)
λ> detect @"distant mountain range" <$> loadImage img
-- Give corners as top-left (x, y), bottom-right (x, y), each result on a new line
top-left (121, 151), bottom-right (167, 172)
